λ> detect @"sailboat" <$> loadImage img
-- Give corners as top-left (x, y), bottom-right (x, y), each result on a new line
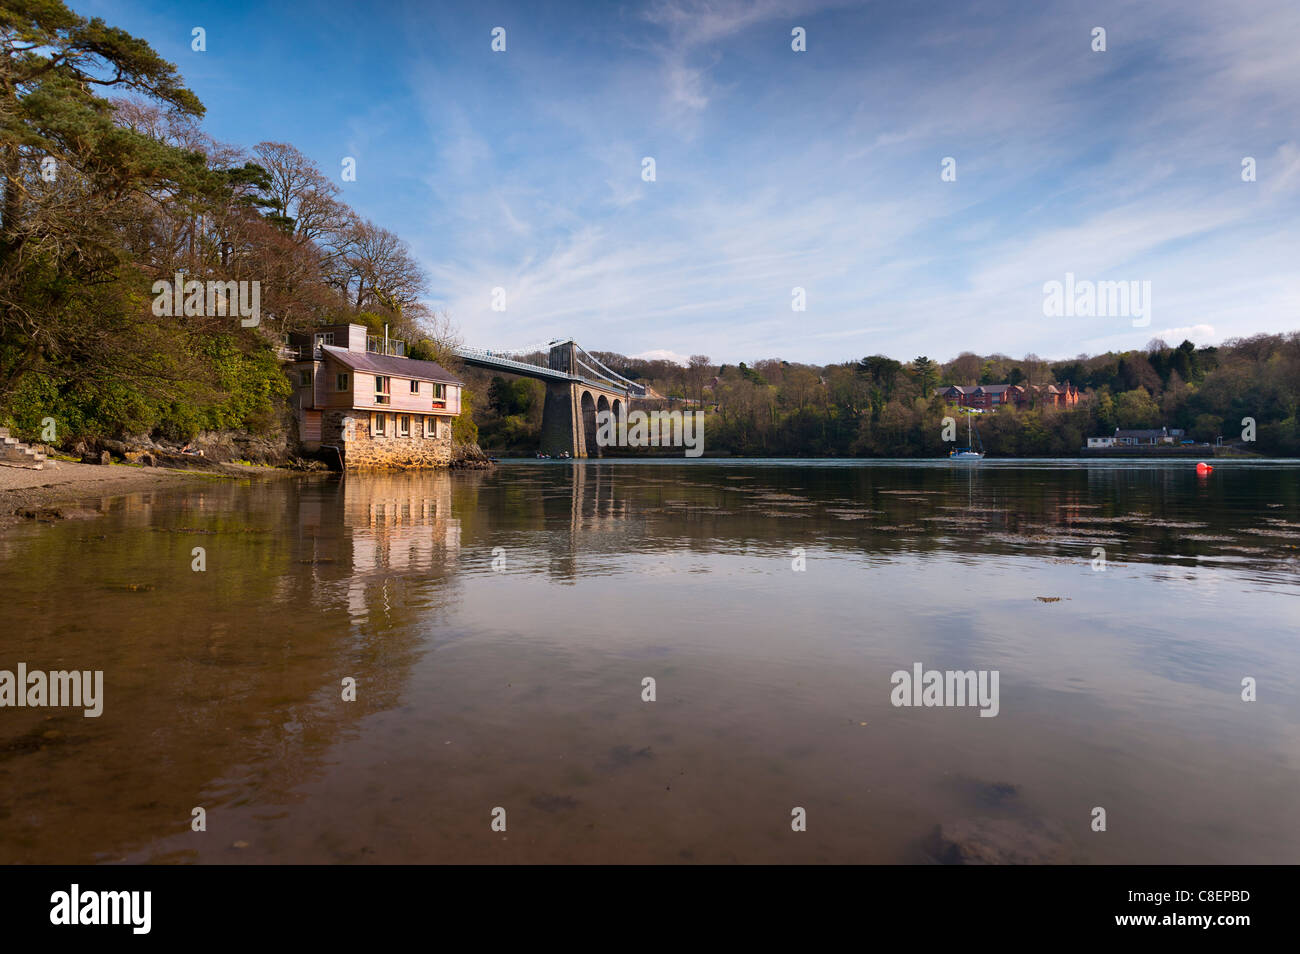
top-left (949, 410), bottom-right (985, 460)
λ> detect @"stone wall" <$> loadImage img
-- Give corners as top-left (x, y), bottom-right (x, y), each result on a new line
top-left (321, 409), bottom-right (454, 469)
top-left (539, 381), bottom-right (578, 457)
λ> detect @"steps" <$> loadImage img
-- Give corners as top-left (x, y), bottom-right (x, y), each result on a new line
top-left (0, 427), bottom-right (47, 470)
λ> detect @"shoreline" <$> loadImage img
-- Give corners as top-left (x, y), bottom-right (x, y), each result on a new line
top-left (0, 458), bottom-right (303, 529)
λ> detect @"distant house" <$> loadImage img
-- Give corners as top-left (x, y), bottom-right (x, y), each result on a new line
top-left (285, 323), bottom-right (463, 469)
top-left (1087, 436), bottom-right (1115, 448)
top-left (1027, 383), bottom-right (1080, 407)
top-left (938, 384), bottom-right (1019, 410)
top-left (1113, 427), bottom-right (1182, 446)
top-left (937, 382), bottom-right (1080, 410)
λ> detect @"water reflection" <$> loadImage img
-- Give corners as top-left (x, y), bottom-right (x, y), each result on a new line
top-left (0, 460), bottom-right (1296, 864)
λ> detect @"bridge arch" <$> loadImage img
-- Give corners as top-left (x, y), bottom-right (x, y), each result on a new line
top-left (580, 390), bottom-right (599, 458)
top-left (596, 395), bottom-right (612, 457)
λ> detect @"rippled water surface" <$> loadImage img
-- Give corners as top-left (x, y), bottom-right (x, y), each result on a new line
top-left (1, 459), bottom-right (1297, 863)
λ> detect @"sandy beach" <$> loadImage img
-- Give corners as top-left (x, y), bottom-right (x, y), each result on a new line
top-left (0, 458), bottom-right (295, 527)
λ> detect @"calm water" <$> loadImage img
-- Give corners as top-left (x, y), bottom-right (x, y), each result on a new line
top-left (1, 459), bottom-right (1297, 864)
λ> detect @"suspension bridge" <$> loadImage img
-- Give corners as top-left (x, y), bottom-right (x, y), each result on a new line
top-left (452, 339), bottom-right (647, 458)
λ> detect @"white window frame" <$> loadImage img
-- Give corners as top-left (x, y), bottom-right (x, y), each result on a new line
top-left (314, 332), bottom-right (334, 347)
top-left (410, 379), bottom-right (420, 394)
top-left (423, 415), bottom-right (435, 438)
top-left (372, 412), bottom-right (386, 437)
top-left (398, 414), bottom-right (411, 437)
top-left (375, 375), bottom-right (390, 405)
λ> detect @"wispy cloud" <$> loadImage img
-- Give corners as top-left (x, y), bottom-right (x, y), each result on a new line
top-left (364, 0), bottom-right (1300, 363)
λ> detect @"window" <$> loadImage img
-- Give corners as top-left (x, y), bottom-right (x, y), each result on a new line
top-left (372, 412), bottom-right (386, 436)
top-left (423, 416), bottom-right (435, 438)
top-left (314, 332), bottom-right (334, 347)
top-left (398, 414), bottom-right (411, 437)
top-left (336, 373), bottom-right (349, 391)
top-left (375, 375), bottom-right (390, 405)
top-left (299, 370), bottom-right (312, 388)
top-left (410, 380), bottom-right (420, 394)
top-left (434, 383), bottom-right (445, 399)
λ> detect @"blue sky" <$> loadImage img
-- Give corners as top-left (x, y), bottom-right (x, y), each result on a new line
top-left (94, 0), bottom-right (1300, 365)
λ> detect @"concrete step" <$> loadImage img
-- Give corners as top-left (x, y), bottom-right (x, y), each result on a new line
top-left (0, 434), bottom-right (50, 466)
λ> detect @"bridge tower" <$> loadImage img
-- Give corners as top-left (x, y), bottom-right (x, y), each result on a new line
top-left (540, 380), bottom-right (596, 458)
top-left (455, 339), bottom-right (629, 458)
top-left (548, 340), bottom-right (579, 375)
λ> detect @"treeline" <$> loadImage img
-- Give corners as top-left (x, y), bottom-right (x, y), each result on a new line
top-left (0, 1), bottom-right (470, 445)
top-left (528, 336), bottom-right (1300, 457)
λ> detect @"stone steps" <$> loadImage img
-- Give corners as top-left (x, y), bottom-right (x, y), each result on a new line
top-left (0, 429), bottom-right (46, 469)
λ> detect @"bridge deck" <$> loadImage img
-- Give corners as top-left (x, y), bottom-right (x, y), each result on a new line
top-left (454, 347), bottom-right (637, 396)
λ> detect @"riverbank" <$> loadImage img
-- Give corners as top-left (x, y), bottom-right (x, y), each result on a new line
top-left (0, 458), bottom-right (302, 529)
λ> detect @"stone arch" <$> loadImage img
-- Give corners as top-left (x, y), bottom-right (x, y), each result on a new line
top-left (579, 390), bottom-right (598, 458)
top-left (596, 394), bottom-right (613, 458)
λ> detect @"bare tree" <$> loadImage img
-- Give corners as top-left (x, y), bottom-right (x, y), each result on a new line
top-left (336, 218), bottom-right (428, 315)
top-left (686, 354), bottom-right (712, 405)
top-left (252, 141), bottom-right (349, 244)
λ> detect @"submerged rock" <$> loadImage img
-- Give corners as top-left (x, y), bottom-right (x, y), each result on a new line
top-left (924, 776), bottom-right (1080, 864)
top-left (925, 816), bottom-right (1075, 865)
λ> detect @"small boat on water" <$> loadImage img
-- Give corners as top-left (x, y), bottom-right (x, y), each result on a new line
top-left (950, 411), bottom-right (985, 460)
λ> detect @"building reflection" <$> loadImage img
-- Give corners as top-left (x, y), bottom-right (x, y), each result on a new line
top-left (338, 472), bottom-right (462, 618)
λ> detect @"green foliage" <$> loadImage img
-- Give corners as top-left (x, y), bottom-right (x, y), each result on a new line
top-left (452, 386), bottom-right (478, 445)
top-left (1114, 387), bottom-right (1160, 428)
top-left (487, 375), bottom-right (540, 417)
top-left (1, 332), bottom-right (290, 443)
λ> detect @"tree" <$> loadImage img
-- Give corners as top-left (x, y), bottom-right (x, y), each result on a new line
top-left (780, 365), bottom-right (819, 411)
top-left (857, 355), bottom-right (902, 400)
top-left (332, 218), bottom-right (427, 315)
top-left (1192, 413), bottom-right (1222, 443)
top-left (0, 0), bottom-right (214, 397)
top-left (912, 356), bottom-right (936, 397)
top-left (686, 354), bottom-right (712, 405)
top-left (251, 141), bottom-right (347, 242)
top-left (1114, 387), bottom-right (1160, 428)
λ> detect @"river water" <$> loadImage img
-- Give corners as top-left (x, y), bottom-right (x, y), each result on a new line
top-left (1, 459), bottom-right (1297, 863)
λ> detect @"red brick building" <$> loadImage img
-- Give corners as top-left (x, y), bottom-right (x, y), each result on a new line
top-left (937, 382), bottom-right (1080, 410)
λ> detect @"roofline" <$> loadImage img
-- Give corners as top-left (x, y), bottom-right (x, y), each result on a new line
top-left (320, 345), bottom-right (464, 385)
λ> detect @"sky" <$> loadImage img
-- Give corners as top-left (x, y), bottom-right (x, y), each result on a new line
top-left (93, 0), bottom-right (1300, 366)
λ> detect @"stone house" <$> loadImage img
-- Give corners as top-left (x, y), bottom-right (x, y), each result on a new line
top-left (285, 323), bottom-right (463, 469)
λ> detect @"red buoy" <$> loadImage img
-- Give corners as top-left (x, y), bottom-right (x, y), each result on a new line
top-left (1196, 461), bottom-right (1213, 475)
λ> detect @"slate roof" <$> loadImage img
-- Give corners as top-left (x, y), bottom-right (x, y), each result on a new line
top-left (321, 345), bottom-right (462, 385)
top-left (940, 384), bottom-right (1020, 395)
top-left (1115, 428), bottom-right (1167, 439)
